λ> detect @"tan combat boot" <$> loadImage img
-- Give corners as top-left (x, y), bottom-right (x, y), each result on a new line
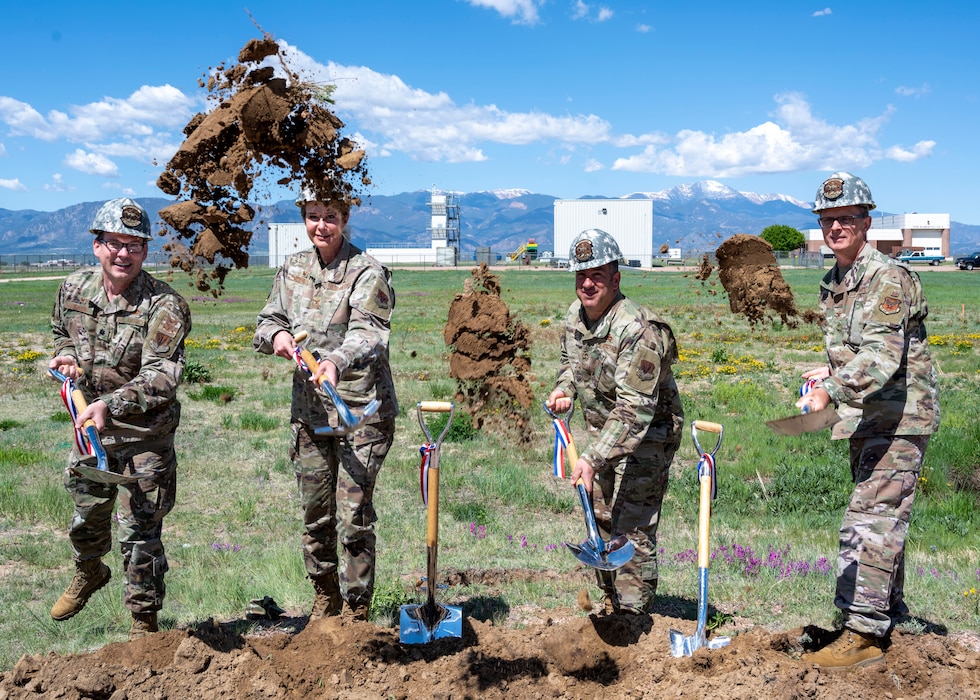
top-left (130, 612), bottom-right (159, 640)
top-left (343, 601), bottom-right (371, 622)
top-left (51, 559), bottom-right (111, 621)
top-left (802, 629), bottom-right (884, 669)
top-left (310, 573), bottom-right (342, 621)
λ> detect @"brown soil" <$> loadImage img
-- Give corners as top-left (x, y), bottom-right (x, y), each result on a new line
top-left (156, 33), bottom-right (369, 295)
top-left (4, 587), bottom-right (977, 699)
top-left (711, 234), bottom-right (802, 327)
top-left (443, 264), bottom-right (534, 443)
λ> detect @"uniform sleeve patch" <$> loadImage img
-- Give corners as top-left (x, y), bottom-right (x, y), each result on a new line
top-left (878, 293), bottom-right (903, 316)
top-left (625, 344), bottom-right (660, 394)
top-left (148, 312), bottom-right (184, 355)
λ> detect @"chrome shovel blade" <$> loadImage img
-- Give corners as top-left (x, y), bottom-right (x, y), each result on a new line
top-left (399, 602), bottom-right (463, 644)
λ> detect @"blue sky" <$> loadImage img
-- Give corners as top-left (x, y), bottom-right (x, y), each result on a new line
top-left (2, 1), bottom-right (978, 223)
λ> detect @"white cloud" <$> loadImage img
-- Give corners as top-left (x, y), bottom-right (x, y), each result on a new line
top-left (102, 182), bottom-right (136, 195)
top-left (0, 178), bottom-right (26, 191)
top-left (584, 158), bottom-right (604, 172)
top-left (813, 8), bottom-right (832, 17)
top-left (885, 141), bottom-right (936, 162)
top-left (281, 43), bottom-right (621, 163)
top-left (65, 149), bottom-right (119, 176)
top-left (895, 83), bottom-right (931, 98)
top-left (636, 23), bottom-right (652, 33)
top-left (0, 141), bottom-right (6, 156)
top-left (44, 173), bottom-right (70, 192)
top-left (610, 92), bottom-right (933, 176)
top-left (571, 1), bottom-right (613, 22)
top-left (464, 0), bottom-right (542, 25)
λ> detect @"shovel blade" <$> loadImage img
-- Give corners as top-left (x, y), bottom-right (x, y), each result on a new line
top-left (565, 539), bottom-right (634, 572)
top-left (399, 602), bottom-right (463, 644)
top-left (765, 407), bottom-right (840, 436)
top-left (669, 627), bottom-right (703, 657)
top-left (71, 465), bottom-right (142, 485)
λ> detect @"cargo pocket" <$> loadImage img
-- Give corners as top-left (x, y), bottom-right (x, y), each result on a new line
top-left (855, 539), bottom-right (896, 611)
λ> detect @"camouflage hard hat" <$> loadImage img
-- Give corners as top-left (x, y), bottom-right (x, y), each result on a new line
top-left (295, 182), bottom-right (351, 215)
top-left (89, 198), bottom-right (152, 239)
top-left (568, 228), bottom-right (623, 272)
top-left (812, 171), bottom-right (876, 213)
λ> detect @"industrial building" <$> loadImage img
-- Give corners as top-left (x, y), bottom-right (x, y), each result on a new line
top-left (553, 199), bottom-right (654, 267)
top-left (268, 189), bottom-right (461, 268)
top-left (802, 212), bottom-right (950, 260)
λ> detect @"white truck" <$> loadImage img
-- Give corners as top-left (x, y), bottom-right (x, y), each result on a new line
top-left (895, 249), bottom-right (944, 266)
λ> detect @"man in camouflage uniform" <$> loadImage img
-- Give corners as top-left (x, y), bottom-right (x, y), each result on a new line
top-left (546, 228), bottom-right (684, 615)
top-left (253, 185), bottom-right (397, 622)
top-left (48, 198), bottom-right (191, 640)
top-left (799, 172), bottom-right (940, 669)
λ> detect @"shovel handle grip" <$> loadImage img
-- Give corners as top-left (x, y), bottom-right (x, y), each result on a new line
top-left (419, 401), bottom-right (453, 412)
top-left (692, 420), bottom-right (723, 433)
top-left (70, 387), bottom-right (97, 430)
top-left (293, 330), bottom-right (309, 343)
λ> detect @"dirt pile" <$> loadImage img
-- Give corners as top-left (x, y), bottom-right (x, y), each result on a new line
top-left (3, 609), bottom-right (977, 699)
top-left (443, 264), bottom-right (534, 443)
top-left (156, 34), bottom-right (369, 295)
top-left (712, 234), bottom-right (800, 327)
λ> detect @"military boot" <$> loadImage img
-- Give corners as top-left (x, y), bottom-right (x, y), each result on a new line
top-left (802, 629), bottom-right (884, 669)
top-left (343, 600), bottom-right (371, 622)
top-left (51, 559), bottom-right (111, 621)
top-left (310, 573), bottom-right (343, 621)
top-left (130, 612), bottom-right (159, 640)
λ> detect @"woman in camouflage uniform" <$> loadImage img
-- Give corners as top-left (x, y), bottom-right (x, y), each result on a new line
top-left (799, 172), bottom-right (940, 669)
top-left (254, 185), bottom-right (397, 622)
top-left (48, 198), bottom-right (191, 640)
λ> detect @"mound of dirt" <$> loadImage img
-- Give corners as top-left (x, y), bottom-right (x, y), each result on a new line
top-left (156, 33), bottom-right (369, 295)
top-left (713, 234), bottom-right (800, 327)
top-left (3, 604), bottom-right (977, 699)
top-left (443, 264), bottom-right (534, 443)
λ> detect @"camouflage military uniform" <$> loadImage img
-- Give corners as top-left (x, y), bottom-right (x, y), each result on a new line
top-left (819, 242), bottom-right (939, 637)
top-left (254, 240), bottom-right (397, 611)
top-left (554, 292), bottom-right (684, 611)
top-left (52, 268), bottom-right (191, 613)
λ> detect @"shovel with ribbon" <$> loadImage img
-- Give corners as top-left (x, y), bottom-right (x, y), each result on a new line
top-left (399, 401), bottom-right (463, 644)
top-left (291, 330), bottom-right (380, 436)
top-left (543, 402), bottom-right (634, 572)
top-left (765, 379), bottom-right (840, 437)
top-left (669, 419), bottom-right (731, 657)
top-left (48, 368), bottom-right (140, 485)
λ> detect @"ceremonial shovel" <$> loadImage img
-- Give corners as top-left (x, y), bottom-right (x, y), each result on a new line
top-left (669, 420), bottom-right (731, 657)
top-left (48, 368), bottom-right (141, 485)
top-left (765, 379), bottom-right (840, 436)
top-left (543, 402), bottom-right (634, 572)
top-left (399, 401), bottom-right (463, 644)
top-left (291, 330), bottom-right (380, 435)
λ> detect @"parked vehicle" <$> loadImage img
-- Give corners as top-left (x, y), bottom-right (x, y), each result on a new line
top-left (955, 252), bottom-right (980, 270)
top-left (896, 250), bottom-right (944, 265)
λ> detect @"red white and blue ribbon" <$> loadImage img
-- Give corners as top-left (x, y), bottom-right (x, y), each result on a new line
top-left (58, 379), bottom-right (92, 456)
top-left (293, 348), bottom-right (311, 375)
top-left (698, 452), bottom-right (717, 501)
top-left (419, 443), bottom-right (434, 506)
top-left (551, 418), bottom-right (571, 479)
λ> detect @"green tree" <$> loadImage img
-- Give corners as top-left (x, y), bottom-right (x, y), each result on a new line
top-left (760, 224), bottom-right (805, 251)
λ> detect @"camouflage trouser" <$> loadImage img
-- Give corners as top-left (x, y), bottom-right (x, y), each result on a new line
top-left (835, 434), bottom-right (929, 637)
top-left (291, 419), bottom-right (395, 610)
top-left (64, 433), bottom-right (177, 613)
top-left (591, 436), bottom-right (679, 611)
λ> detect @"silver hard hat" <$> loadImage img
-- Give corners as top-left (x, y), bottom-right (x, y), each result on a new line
top-left (568, 228), bottom-right (623, 272)
top-left (89, 198), bottom-right (152, 239)
top-left (813, 171), bottom-right (876, 213)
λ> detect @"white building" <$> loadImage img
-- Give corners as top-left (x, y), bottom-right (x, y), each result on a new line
top-left (554, 199), bottom-right (653, 267)
top-left (367, 190), bottom-right (460, 266)
top-left (803, 212), bottom-right (950, 259)
top-left (268, 190), bottom-right (462, 268)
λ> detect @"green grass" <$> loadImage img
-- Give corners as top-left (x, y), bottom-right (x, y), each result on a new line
top-left (0, 264), bottom-right (978, 668)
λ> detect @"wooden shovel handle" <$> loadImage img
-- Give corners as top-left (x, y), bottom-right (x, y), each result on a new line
top-left (418, 401), bottom-right (453, 412)
top-left (693, 420), bottom-right (723, 433)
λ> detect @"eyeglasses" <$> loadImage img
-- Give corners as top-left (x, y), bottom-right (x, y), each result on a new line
top-left (817, 215), bottom-right (867, 229)
top-left (98, 239), bottom-right (146, 254)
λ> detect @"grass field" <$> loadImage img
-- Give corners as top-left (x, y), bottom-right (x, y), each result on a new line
top-left (1, 263), bottom-right (978, 669)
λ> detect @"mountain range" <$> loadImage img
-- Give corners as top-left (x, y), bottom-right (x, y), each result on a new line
top-left (3, 181), bottom-right (979, 258)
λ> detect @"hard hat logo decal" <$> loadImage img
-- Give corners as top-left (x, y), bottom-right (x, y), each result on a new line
top-left (120, 205), bottom-right (144, 229)
top-left (822, 178), bottom-right (844, 201)
top-left (574, 239), bottom-right (594, 262)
